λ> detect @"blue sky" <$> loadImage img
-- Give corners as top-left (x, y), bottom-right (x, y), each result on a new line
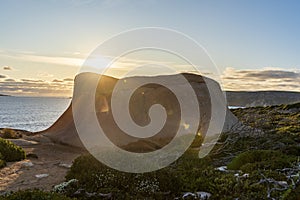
top-left (0, 0), bottom-right (299, 96)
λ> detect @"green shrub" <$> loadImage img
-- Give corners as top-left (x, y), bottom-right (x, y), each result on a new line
top-left (61, 101), bottom-right (300, 199)
top-left (240, 159), bottom-right (291, 173)
top-left (1, 128), bottom-right (21, 139)
top-left (0, 159), bottom-right (5, 168)
top-left (276, 125), bottom-right (300, 135)
top-left (66, 154), bottom-right (180, 197)
top-left (63, 149), bottom-right (298, 199)
top-left (0, 137), bottom-right (26, 162)
top-left (0, 189), bottom-right (74, 200)
top-left (282, 145), bottom-right (300, 156)
top-left (227, 150), bottom-right (293, 171)
top-left (282, 184), bottom-right (300, 200)
top-left (0, 152), bottom-right (5, 168)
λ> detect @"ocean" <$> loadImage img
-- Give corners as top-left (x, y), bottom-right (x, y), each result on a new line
top-left (0, 96), bottom-right (71, 132)
top-left (0, 96), bottom-right (244, 133)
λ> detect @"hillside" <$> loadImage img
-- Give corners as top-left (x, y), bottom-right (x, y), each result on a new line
top-left (226, 91), bottom-right (300, 107)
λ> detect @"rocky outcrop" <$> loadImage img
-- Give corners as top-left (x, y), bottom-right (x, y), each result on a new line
top-left (41, 73), bottom-right (249, 150)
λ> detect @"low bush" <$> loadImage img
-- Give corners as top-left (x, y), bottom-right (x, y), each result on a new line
top-left (0, 137), bottom-right (25, 162)
top-left (227, 150), bottom-right (293, 171)
top-left (276, 125), bottom-right (300, 135)
top-left (60, 103), bottom-right (300, 199)
top-left (0, 152), bottom-right (5, 168)
top-left (60, 138), bottom-right (300, 199)
top-left (66, 154), bottom-right (180, 198)
top-left (0, 128), bottom-right (21, 139)
top-left (0, 160), bottom-right (5, 168)
top-left (240, 159), bottom-right (292, 173)
top-left (282, 145), bottom-right (300, 156)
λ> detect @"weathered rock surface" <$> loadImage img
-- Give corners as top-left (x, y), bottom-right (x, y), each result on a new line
top-left (41, 73), bottom-right (256, 150)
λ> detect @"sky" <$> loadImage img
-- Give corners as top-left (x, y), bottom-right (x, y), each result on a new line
top-left (0, 0), bottom-right (299, 97)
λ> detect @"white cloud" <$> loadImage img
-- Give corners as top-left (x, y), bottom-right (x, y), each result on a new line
top-left (221, 67), bottom-right (300, 92)
top-left (0, 50), bottom-right (84, 67)
top-left (0, 77), bottom-right (73, 97)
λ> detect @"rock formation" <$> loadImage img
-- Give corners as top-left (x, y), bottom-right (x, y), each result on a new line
top-left (41, 73), bottom-right (248, 151)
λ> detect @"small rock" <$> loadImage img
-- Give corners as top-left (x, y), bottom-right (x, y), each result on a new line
top-left (53, 179), bottom-right (78, 193)
top-left (215, 166), bottom-right (227, 172)
top-left (73, 188), bottom-right (85, 196)
top-left (35, 174), bottom-right (49, 178)
top-left (287, 174), bottom-right (299, 178)
top-left (21, 161), bottom-right (34, 167)
top-left (59, 163), bottom-right (72, 169)
top-left (182, 192), bottom-right (196, 199)
top-left (241, 173), bottom-right (249, 178)
top-left (278, 181), bottom-right (288, 187)
top-left (196, 191), bottom-right (212, 199)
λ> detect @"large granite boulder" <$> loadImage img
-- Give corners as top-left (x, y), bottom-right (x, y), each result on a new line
top-left (41, 73), bottom-right (250, 151)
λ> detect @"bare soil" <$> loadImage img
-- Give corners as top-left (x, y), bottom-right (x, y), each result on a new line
top-left (0, 134), bottom-right (83, 192)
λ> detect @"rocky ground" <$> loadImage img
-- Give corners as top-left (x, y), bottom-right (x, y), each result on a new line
top-left (0, 102), bottom-right (299, 199)
top-left (0, 134), bottom-right (82, 192)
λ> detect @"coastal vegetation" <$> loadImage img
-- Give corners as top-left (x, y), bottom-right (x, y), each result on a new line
top-left (0, 129), bottom-right (22, 139)
top-left (0, 102), bottom-right (299, 199)
top-left (0, 137), bottom-right (26, 168)
top-left (54, 102), bottom-right (300, 199)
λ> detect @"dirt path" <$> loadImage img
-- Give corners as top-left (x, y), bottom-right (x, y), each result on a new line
top-left (0, 135), bottom-right (83, 192)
